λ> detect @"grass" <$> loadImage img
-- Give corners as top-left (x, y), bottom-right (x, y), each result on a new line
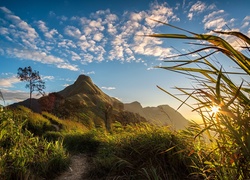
top-left (2, 24), bottom-right (249, 178)
top-left (88, 123), bottom-right (198, 179)
top-left (146, 21), bottom-right (250, 179)
top-left (42, 111), bottom-right (89, 133)
top-left (0, 108), bottom-right (69, 179)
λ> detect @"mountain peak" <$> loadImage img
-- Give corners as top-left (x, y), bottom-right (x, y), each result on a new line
top-left (59, 74), bottom-right (101, 97)
top-left (75, 74), bottom-right (92, 84)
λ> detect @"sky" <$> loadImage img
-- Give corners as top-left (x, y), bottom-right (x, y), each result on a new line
top-left (0, 0), bottom-right (249, 121)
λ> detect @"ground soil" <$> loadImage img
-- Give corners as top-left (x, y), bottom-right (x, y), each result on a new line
top-left (54, 154), bottom-right (90, 180)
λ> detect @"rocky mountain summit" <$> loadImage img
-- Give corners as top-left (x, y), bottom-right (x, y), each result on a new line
top-left (11, 74), bottom-right (189, 130)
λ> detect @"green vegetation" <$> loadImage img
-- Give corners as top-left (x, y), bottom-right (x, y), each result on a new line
top-left (1, 24), bottom-right (249, 179)
top-left (147, 21), bottom-right (250, 179)
top-left (87, 123), bottom-right (198, 179)
top-left (0, 108), bottom-right (69, 179)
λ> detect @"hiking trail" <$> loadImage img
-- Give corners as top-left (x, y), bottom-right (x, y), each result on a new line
top-left (54, 154), bottom-right (90, 180)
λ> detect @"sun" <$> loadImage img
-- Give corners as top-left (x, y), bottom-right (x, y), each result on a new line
top-left (211, 105), bottom-right (220, 114)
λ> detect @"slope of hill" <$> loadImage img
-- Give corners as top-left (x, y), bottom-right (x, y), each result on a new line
top-left (9, 74), bottom-right (188, 130)
top-left (124, 101), bottom-right (189, 130)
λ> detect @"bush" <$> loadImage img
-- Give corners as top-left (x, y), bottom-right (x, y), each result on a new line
top-left (0, 109), bottom-right (69, 179)
top-left (89, 124), bottom-right (195, 179)
top-left (63, 131), bottom-right (100, 154)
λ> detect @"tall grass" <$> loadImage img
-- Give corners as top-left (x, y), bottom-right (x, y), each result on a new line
top-left (42, 111), bottom-right (88, 133)
top-left (88, 123), bottom-right (197, 179)
top-left (146, 21), bottom-right (250, 179)
top-left (0, 108), bottom-right (69, 179)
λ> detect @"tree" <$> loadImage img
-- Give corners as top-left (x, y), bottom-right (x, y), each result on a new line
top-left (17, 66), bottom-right (45, 108)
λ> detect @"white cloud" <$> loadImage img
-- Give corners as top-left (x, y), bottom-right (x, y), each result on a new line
top-left (107, 23), bottom-right (117, 35)
top-left (188, 1), bottom-right (206, 20)
top-left (57, 63), bottom-right (78, 71)
top-left (42, 75), bottom-right (54, 81)
top-left (36, 20), bottom-right (59, 39)
top-left (93, 32), bottom-right (103, 41)
top-left (87, 71), bottom-right (95, 75)
top-left (145, 3), bottom-right (178, 27)
top-left (0, 88), bottom-right (29, 104)
top-left (5, 48), bottom-right (78, 71)
top-left (204, 17), bottom-right (227, 30)
top-left (0, 2), bottom-right (181, 72)
top-left (0, 7), bottom-right (39, 50)
top-left (202, 10), bottom-right (228, 30)
top-left (63, 84), bottom-right (70, 87)
top-left (202, 10), bottom-right (224, 23)
top-left (0, 6), bottom-right (12, 14)
top-left (101, 86), bottom-right (116, 90)
top-left (7, 48), bottom-right (64, 63)
top-left (242, 16), bottom-right (250, 29)
top-left (37, 20), bottom-right (48, 32)
top-left (69, 50), bottom-right (81, 61)
top-left (243, 16), bottom-right (250, 21)
top-left (0, 76), bottom-right (19, 87)
top-left (64, 26), bottom-right (81, 38)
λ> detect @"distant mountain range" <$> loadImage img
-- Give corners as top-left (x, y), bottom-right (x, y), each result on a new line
top-left (124, 101), bottom-right (189, 130)
top-left (10, 74), bottom-right (189, 130)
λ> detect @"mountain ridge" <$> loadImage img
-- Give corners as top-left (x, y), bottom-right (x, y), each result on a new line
top-left (124, 102), bottom-right (189, 130)
top-left (10, 74), bottom-right (189, 130)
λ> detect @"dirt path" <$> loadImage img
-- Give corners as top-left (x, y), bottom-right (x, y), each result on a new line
top-left (54, 154), bottom-right (90, 180)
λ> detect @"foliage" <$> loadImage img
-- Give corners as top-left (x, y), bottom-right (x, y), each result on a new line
top-left (88, 123), bottom-right (196, 179)
top-left (16, 106), bottom-right (53, 136)
top-left (146, 21), bottom-right (250, 179)
top-left (17, 66), bottom-right (45, 108)
top-left (63, 131), bottom-right (100, 154)
top-left (41, 111), bottom-right (89, 133)
top-left (0, 108), bottom-right (69, 179)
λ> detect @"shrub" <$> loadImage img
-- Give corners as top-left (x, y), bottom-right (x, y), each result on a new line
top-left (63, 131), bottom-right (100, 154)
top-left (0, 109), bottom-right (69, 179)
top-left (89, 124), bottom-right (195, 179)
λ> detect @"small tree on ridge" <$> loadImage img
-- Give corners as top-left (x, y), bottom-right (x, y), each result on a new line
top-left (17, 66), bottom-right (45, 108)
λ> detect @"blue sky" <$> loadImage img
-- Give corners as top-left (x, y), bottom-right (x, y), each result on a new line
top-left (0, 0), bottom-right (249, 120)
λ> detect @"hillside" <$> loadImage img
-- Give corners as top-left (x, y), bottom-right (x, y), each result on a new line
top-left (10, 74), bottom-right (188, 130)
top-left (124, 101), bottom-right (189, 130)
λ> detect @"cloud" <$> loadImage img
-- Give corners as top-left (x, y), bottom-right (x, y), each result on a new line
top-left (204, 17), bottom-right (227, 30)
top-left (0, 2), bottom-right (180, 72)
top-left (202, 9), bottom-right (228, 30)
top-left (5, 48), bottom-right (78, 71)
top-left (64, 26), bottom-right (81, 38)
top-left (0, 7), bottom-right (79, 71)
top-left (63, 84), bottom-right (70, 87)
top-left (145, 2), bottom-right (179, 26)
top-left (57, 63), bottom-right (78, 71)
top-left (188, 1), bottom-right (207, 20)
top-left (0, 7), bottom-right (38, 49)
top-left (101, 86), bottom-right (116, 90)
top-left (93, 32), bottom-right (103, 41)
top-left (42, 75), bottom-right (54, 81)
top-left (36, 20), bottom-right (58, 39)
top-left (0, 88), bottom-right (29, 105)
top-left (0, 76), bottom-right (19, 87)
top-left (0, 6), bottom-right (11, 14)
top-left (242, 16), bottom-right (250, 29)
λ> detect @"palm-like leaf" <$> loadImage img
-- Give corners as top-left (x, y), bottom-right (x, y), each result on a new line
top-left (146, 20), bottom-right (250, 178)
